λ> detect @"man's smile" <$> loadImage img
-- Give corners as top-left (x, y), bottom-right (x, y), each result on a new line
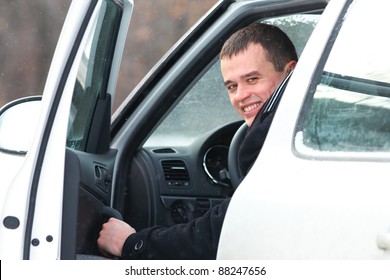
top-left (242, 102), bottom-right (261, 112)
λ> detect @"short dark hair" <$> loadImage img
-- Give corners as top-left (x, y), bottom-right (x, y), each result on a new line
top-left (220, 23), bottom-right (298, 72)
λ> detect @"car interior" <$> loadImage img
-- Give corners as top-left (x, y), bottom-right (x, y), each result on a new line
top-left (62, 1), bottom-right (328, 259)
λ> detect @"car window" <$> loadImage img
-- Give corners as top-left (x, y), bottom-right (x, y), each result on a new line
top-left (263, 14), bottom-right (319, 57)
top-left (144, 60), bottom-right (241, 147)
top-left (66, 0), bottom-right (122, 151)
top-left (144, 13), bottom-right (320, 147)
top-left (296, 0), bottom-right (390, 156)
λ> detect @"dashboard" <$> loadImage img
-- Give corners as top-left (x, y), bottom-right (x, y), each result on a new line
top-left (123, 120), bottom-right (243, 231)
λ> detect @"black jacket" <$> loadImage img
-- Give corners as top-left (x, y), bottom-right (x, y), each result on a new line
top-left (121, 73), bottom-right (291, 259)
top-left (237, 111), bottom-right (275, 178)
top-left (121, 111), bottom-right (274, 259)
top-left (122, 198), bottom-right (230, 259)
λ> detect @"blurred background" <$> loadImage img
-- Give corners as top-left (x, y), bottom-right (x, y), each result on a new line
top-left (0, 0), bottom-right (217, 111)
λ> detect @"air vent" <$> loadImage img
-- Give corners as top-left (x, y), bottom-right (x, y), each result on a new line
top-left (161, 160), bottom-right (190, 187)
top-left (153, 148), bottom-right (176, 154)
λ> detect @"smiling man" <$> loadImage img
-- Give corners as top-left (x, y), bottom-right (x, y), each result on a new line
top-left (220, 23), bottom-right (297, 176)
top-left (98, 22), bottom-right (298, 260)
top-left (220, 23), bottom-right (297, 127)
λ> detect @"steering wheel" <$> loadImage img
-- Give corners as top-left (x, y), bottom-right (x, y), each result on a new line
top-left (228, 121), bottom-right (248, 190)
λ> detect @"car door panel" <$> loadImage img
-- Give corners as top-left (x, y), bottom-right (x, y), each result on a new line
top-left (62, 149), bottom-right (80, 260)
top-left (0, 0), bottom-right (133, 259)
top-left (74, 148), bottom-right (117, 257)
top-left (1, 0), bottom-right (103, 260)
top-left (61, 0), bottom-right (132, 259)
top-left (219, 0), bottom-right (390, 259)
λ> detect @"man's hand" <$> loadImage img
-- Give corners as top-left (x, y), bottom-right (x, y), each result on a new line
top-left (97, 217), bottom-right (136, 257)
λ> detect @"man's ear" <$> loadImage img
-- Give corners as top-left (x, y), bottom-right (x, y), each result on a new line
top-left (286, 60), bottom-right (297, 72)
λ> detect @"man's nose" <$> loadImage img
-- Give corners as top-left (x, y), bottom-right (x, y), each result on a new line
top-left (235, 84), bottom-right (250, 102)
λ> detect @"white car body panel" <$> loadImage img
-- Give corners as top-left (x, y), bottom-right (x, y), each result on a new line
top-left (218, 0), bottom-right (390, 259)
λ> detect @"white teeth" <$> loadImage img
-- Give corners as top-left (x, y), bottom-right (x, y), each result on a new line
top-left (243, 102), bottom-right (260, 112)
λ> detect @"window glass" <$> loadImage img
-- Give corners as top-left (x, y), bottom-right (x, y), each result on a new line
top-left (145, 13), bottom-right (320, 147)
top-left (298, 0), bottom-right (390, 155)
top-left (144, 60), bottom-right (241, 147)
top-left (263, 14), bottom-right (319, 57)
top-left (67, 0), bottom-right (122, 151)
top-left (113, 1), bottom-right (217, 111)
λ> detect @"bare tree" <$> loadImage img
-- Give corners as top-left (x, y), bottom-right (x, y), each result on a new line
top-left (0, 0), bottom-right (71, 106)
top-left (0, 0), bottom-right (216, 109)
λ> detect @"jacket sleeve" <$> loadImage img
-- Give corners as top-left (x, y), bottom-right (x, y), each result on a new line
top-left (121, 197), bottom-right (231, 260)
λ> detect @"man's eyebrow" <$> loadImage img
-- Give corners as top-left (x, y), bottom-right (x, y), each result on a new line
top-left (223, 71), bottom-right (261, 86)
top-left (240, 71), bottom-right (260, 79)
top-left (223, 79), bottom-right (234, 86)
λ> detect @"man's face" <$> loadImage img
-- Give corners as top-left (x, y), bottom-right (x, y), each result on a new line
top-left (221, 43), bottom-right (293, 127)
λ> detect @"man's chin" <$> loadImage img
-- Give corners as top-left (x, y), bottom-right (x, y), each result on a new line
top-left (244, 118), bottom-right (254, 127)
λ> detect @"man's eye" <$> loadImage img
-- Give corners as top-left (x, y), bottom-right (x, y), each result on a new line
top-left (227, 84), bottom-right (237, 91)
top-left (247, 77), bottom-right (258, 83)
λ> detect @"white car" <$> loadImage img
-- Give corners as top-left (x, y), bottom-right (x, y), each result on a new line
top-left (1, 0), bottom-right (390, 260)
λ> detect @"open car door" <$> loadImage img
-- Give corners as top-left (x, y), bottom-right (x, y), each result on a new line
top-left (0, 0), bottom-right (132, 260)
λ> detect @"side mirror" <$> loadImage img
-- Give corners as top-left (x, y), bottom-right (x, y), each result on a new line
top-left (0, 96), bottom-right (42, 154)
